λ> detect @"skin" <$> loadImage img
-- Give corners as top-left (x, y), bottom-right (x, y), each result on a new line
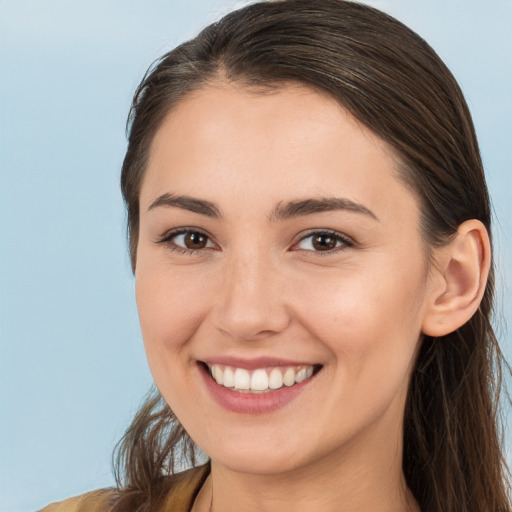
top-left (134, 82), bottom-right (447, 512)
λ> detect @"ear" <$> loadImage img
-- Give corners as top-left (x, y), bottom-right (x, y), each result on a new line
top-left (422, 219), bottom-right (491, 337)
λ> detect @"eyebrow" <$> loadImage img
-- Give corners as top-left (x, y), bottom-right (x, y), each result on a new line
top-left (148, 193), bottom-right (222, 218)
top-left (147, 193), bottom-right (378, 222)
top-left (270, 197), bottom-right (378, 222)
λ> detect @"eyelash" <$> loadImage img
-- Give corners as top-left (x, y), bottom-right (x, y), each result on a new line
top-left (156, 228), bottom-right (353, 256)
top-left (292, 229), bottom-right (353, 255)
top-left (156, 228), bottom-right (215, 255)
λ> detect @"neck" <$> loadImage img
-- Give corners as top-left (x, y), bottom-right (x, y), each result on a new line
top-left (193, 429), bottom-right (419, 512)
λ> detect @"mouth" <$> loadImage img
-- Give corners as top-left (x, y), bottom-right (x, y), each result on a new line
top-left (201, 362), bottom-right (322, 394)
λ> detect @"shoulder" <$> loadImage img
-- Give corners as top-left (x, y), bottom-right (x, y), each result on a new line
top-left (38, 465), bottom-right (210, 512)
top-left (38, 487), bottom-right (116, 512)
top-left (159, 464), bottom-right (210, 511)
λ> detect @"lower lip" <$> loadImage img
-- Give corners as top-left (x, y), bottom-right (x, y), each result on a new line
top-left (198, 363), bottom-right (317, 414)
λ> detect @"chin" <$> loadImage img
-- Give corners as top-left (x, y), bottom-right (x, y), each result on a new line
top-left (197, 427), bottom-right (331, 477)
top-left (210, 448), bottom-right (307, 476)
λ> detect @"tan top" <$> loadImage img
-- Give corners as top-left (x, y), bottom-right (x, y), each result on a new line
top-left (39, 465), bottom-right (210, 512)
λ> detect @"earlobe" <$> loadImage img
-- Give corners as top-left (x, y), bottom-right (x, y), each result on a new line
top-left (422, 219), bottom-right (491, 337)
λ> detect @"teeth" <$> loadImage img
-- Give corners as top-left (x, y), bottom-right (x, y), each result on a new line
top-left (295, 367), bottom-right (314, 383)
top-left (283, 368), bottom-right (296, 387)
top-left (212, 365), bottom-right (224, 385)
top-left (233, 368), bottom-right (250, 390)
top-left (223, 366), bottom-right (234, 388)
top-left (206, 363), bottom-right (317, 392)
top-left (251, 369), bottom-right (269, 391)
top-left (268, 368), bottom-right (283, 389)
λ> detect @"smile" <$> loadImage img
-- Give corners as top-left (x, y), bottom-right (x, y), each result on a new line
top-left (198, 360), bottom-right (322, 414)
top-left (205, 363), bottom-right (317, 393)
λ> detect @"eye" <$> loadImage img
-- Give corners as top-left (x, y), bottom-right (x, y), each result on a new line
top-left (293, 230), bottom-right (352, 253)
top-left (157, 228), bottom-right (216, 254)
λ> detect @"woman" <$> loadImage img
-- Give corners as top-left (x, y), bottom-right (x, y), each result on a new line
top-left (41, 0), bottom-right (510, 511)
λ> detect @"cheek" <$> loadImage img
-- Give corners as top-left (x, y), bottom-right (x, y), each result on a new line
top-left (292, 262), bottom-right (426, 378)
top-left (296, 266), bottom-right (423, 329)
top-left (293, 269), bottom-right (425, 437)
top-left (135, 263), bottom-right (213, 376)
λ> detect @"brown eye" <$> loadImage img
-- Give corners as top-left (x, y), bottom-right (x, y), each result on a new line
top-left (159, 229), bottom-right (215, 253)
top-left (312, 234), bottom-right (337, 251)
top-left (184, 232), bottom-right (208, 249)
top-left (294, 230), bottom-right (352, 254)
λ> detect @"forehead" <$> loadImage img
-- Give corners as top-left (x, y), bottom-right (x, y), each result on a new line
top-left (141, 82), bottom-right (417, 223)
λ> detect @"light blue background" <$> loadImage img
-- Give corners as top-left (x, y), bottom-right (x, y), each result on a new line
top-left (1, 1), bottom-right (511, 511)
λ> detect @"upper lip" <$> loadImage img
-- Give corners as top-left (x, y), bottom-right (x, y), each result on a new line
top-left (200, 356), bottom-right (319, 370)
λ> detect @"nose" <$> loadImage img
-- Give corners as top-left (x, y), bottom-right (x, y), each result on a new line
top-left (211, 251), bottom-right (291, 342)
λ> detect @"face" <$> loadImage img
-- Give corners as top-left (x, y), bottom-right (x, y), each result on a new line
top-left (136, 83), bottom-right (436, 476)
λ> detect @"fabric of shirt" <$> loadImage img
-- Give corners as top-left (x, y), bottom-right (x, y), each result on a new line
top-left (38, 465), bottom-right (210, 512)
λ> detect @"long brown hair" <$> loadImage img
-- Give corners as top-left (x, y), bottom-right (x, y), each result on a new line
top-left (113, 1), bottom-right (510, 511)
